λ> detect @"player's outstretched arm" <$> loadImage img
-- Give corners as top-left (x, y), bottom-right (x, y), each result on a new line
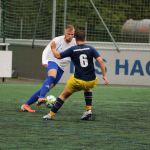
top-left (50, 41), bottom-right (61, 59)
top-left (96, 56), bottom-right (109, 85)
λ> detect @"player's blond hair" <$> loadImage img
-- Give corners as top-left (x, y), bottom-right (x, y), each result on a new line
top-left (65, 24), bottom-right (75, 31)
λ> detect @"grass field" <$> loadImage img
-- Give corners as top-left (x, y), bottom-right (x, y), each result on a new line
top-left (0, 82), bottom-right (150, 150)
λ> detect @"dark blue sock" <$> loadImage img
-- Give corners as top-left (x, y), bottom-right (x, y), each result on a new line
top-left (39, 76), bottom-right (55, 98)
top-left (26, 89), bottom-right (41, 105)
top-left (84, 91), bottom-right (92, 106)
top-left (51, 97), bottom-right (64, 113)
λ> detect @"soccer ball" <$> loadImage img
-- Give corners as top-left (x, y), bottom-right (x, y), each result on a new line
top-left (45, 95), bottom-right (56, 108)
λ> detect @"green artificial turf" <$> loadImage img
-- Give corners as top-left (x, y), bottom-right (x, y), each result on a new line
top-left (0, 83), bottom-right (150, 150)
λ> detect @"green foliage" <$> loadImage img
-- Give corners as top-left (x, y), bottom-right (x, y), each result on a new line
top-left (1, 0), bottom-right (150, 42)
top-left (1, 0), bottom-right (52, 39)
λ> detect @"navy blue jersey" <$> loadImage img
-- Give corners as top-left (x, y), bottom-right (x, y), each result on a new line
top-left (60, 44), bottom-right (100, 81)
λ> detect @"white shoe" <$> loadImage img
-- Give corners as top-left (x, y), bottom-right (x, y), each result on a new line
top-left (81, 110), bottom-right (93, 120)
top-left (43, 114), bottom-right (54, 120)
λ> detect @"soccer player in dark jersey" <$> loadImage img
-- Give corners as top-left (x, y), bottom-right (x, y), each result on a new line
top-left (43, 30), bottom-right (109, 120)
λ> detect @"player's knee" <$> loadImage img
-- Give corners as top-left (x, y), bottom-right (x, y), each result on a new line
top-left (48, 69), bottom-right (57, 77)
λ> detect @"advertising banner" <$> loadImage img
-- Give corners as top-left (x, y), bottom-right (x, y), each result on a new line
top-left (60, 49), bottom-right (150, 86)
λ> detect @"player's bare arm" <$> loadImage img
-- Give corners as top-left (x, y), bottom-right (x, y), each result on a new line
top-left (51, 41), bottom-right (61, 59)
top-left (96, 56), bottom-right (109, 85)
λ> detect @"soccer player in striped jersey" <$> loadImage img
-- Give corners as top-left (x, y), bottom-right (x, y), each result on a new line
top-left (43, 30), bottom-right (109, 120)
top-left (21, 25), bottom-right (76, 112)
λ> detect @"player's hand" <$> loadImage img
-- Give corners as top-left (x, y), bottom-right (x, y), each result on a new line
top-left (103, 76), bottom-right (109, 85)
top-left (42, 64), bottom-right (48, 68)
top-left (50, 41), bottom-right (61, 59)
top-left (51, 41), bottom-right (56, 50)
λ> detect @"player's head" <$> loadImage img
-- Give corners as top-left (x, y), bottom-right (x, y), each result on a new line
top-left (64, 25), bottom-right (75, 43)
top-left (74, 30), bottom-right (85, 42)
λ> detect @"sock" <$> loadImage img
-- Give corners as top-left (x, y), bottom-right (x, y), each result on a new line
top-left (49, 111), bottom-right (56, 118)
top-left (84, 91), bottom-right (92, 110)
top-left (39, 76), bottom-right (55, 98)
top-left (50, 97), bottom-right (64, 115)
top-left (26, 89), bottom-right (41, 105)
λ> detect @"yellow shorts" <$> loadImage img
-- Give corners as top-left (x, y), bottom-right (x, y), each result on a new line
top-left (65, 75), bottom-right (98, 93)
